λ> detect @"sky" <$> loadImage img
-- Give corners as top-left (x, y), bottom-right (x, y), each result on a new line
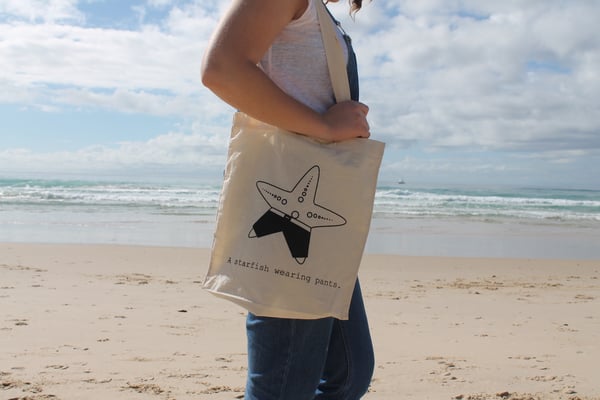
top-left (1, 0), bottom-right (599, 188)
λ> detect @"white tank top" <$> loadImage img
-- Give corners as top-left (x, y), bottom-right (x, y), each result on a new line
top-left (259, 0), bottom-right (347, 114)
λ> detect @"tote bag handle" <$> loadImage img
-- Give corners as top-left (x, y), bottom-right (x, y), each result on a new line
top-left (315, 0), bottom-right (352, 103)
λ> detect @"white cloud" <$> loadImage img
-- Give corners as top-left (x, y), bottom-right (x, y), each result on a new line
top-left (51, 87), bottom-right (229, 119)
top-left (0, 130), bottom-right (228, 174)
top-left (341, 0), bottom-right (600, 157)
top-left (0, 22), bottom-right (204, 91)
top-left (0, 0), bottom-right (82, 23)
top-left (146, 0), bottom-right (175, 8)
top-left (0, 3), bottom-right (227, 122)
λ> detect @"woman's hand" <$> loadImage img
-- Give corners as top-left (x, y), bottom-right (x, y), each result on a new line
top-left (321, 101), bottom-right (371, 141)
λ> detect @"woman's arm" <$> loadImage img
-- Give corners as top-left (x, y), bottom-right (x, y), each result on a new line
top-left (201, 0), bottom-right (370, 141)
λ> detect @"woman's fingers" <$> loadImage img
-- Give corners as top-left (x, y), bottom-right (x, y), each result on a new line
top-left (323, 101), bottom-right (371, 141)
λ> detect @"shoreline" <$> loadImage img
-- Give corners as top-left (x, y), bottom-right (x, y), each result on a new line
top-left (2, 235), bottom-right (600, 261)
top-left (2, 211), bottom-right (600, 260)
top-left (1, 243), bottom-right (599, 399)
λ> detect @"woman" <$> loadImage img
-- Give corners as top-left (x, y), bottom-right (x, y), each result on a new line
top-left (201, 1), bottom-right (375, 399)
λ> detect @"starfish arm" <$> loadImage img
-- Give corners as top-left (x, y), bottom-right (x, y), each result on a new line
top-left (256, 165), bottom-right (347, 229)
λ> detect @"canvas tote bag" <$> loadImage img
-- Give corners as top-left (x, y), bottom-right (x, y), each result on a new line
top-left (203, 0), bottom-right (385, 320)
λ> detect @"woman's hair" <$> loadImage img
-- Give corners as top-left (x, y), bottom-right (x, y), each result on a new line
top-left (350, 0), bottom-right (368, 14)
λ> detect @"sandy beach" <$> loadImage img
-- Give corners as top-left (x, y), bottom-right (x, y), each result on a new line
top-left (1, 243), bottom-right (599, 400)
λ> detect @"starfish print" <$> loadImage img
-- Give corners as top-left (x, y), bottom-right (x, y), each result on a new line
top-left (249, 165), bottom-right (347, 264)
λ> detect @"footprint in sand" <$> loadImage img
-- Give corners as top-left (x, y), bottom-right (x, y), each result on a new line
top-left (115, 273), bottom-right (152, 285)
top-left (45, 365), bottom-right (69, 370)
top-left (124, 382), bottom-right (165, 395)
top-left (199, 385), bottom-right (245, 395)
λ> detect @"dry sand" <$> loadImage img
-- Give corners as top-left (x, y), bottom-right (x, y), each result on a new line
top-left (1, 243), bottom-right (599, 400)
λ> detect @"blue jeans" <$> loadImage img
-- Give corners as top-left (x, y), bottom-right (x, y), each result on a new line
top-left (244, 281), bottom-right (374, 400)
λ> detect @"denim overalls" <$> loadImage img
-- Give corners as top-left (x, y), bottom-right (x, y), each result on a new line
top-left (244, 9), bottom-right (375, 400)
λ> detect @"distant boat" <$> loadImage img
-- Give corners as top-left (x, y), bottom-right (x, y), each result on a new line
top-left (398, 179), bottom-right (405, 184)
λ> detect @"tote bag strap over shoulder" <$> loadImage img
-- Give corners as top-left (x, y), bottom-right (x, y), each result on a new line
top-left (315, 0), bottom-right (352, 103)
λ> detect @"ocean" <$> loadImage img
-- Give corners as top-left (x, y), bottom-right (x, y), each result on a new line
top-left (1, 177), bottom-right (599, 259)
